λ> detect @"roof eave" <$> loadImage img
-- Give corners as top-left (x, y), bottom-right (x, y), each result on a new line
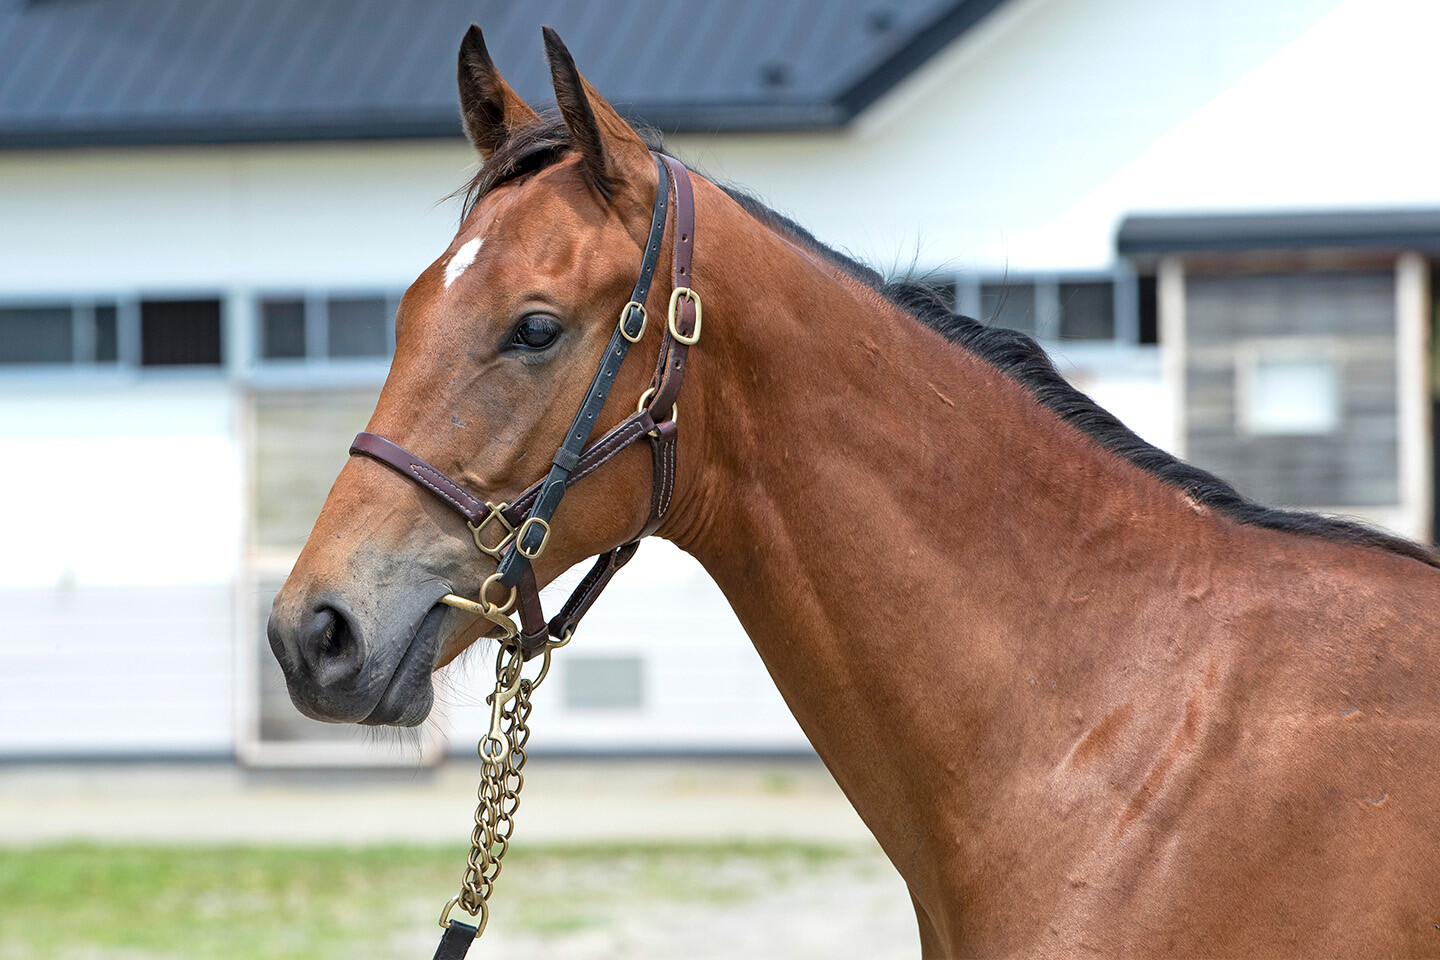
top-left (1118, 211), bottom-right (1440, 258)
top-left (0, 101), bottom-right (853, 150)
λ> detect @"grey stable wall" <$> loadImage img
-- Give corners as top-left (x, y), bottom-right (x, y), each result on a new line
top-left (1184, 269), bottom-right (1399, 508)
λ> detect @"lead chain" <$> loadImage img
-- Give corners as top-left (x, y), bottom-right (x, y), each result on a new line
top-left (444, 639), bottom-right (542, 939)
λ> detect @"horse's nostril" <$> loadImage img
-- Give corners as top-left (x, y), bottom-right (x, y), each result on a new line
top-left (303, 604), bottom-right (365, 688)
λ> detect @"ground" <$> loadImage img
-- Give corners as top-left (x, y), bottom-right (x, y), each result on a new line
top-left (0, 758), bottom-right (920, 959)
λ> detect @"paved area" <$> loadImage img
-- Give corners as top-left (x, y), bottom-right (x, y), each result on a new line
top-left (0, 758), bottom-right (923, 958)
top-left (0, 756), bottom-right (879, 847)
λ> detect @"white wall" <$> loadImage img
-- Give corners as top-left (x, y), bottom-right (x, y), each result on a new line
top-left (669, 0), bottom-right (1409, 275)
top-left (441, 541), bottom-right (811, 754)
top-left (0, 382), bottom-right (239, 755)
top-left (0, 141), bottom-right (473, 296)
top-left (16, 0), bottom-right (1424, 756)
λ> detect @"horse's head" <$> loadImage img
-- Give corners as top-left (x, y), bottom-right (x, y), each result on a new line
top-left (266, 26), bottom-right (694, 727)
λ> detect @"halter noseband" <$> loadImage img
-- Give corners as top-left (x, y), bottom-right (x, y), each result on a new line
top-left (348, 152), bottom-right (699, 660)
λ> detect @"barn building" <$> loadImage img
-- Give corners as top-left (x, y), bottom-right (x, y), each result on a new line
top-left (2, 0), bottom-right (1435, 763)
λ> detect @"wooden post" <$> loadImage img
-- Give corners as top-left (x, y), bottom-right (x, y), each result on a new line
top-left (1158, 256), bottom-right (1187, 458)
top-left (1395, 252), bottom-right (1432, 542)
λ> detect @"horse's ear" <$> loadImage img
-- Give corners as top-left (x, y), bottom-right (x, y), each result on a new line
top-left (458, 24), bottom-right (539, 158)
top-left (542, 25), bottom-right (652, 200)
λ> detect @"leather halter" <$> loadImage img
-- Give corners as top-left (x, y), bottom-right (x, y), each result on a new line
top-left (349, 152), bottom-right (699, 660)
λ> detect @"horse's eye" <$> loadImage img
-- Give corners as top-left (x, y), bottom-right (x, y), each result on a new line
top-left (511, 315), bottom-right (561, 351)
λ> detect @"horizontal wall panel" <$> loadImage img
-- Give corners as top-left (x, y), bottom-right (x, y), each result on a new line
top-left (0, 585), bottom-right (234, 756)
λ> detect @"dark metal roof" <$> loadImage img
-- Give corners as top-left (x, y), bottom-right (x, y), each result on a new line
top-left (0, 0), bottom-right (1005, 149)
top-left (1118, 209), bottom-right (1440, 257)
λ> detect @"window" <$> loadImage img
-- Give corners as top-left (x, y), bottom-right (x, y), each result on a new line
top-left (261, 299), bottom-right (306, 360)
top-left (962, 273), bottom-right (1151, 345)
top-left (1137, 274), bottom-right (1158, 345)
top-left (327, 297), bottom-right (388, 358)
top-left (95, 305), bottom-right (118, 362)
top-left (1239, 348), bottom-right (1342, 436)
top-left (257, 293), bottom-right (397, 362)
top-left (1058, 281), bottom-right (1115, 340)
top-left (140, 299), bottom-right (222, 366)
top-left (0, 303), bottom-right (122, 366)
top-left (563, 656), bottom-right (644, 710)
top-left (979, 282), bottom-right (1037, 336)
top-left (0, 306), bottom-right (71, 364)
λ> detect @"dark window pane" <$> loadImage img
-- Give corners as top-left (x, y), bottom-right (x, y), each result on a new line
top-left (0, 306), bottom-right (72, 364)
top-left (1137, 275), bottom-right (1158, 345)
top-left (327, 297), bottom-right (388, 358)
top-left (1058, 281), bottom-right (1115, 340)
top-left (980, 282), bottom-right (1036, 335)
top-left (94, 304), bottom-right (118, 362)
top-left (261, 299), bottom-right (306, 359)
top-left (141, 299), bottom-right (222, 366)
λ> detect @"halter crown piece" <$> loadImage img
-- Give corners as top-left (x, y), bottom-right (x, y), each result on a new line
top-left (348, 151), bottom-right (700, 660)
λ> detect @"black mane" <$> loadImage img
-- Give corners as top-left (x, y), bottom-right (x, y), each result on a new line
top-left (463, 116), bottom-right (1440, 569)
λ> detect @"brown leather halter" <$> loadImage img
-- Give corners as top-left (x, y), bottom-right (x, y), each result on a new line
top-left (348, 152), bottom-right (698, 661)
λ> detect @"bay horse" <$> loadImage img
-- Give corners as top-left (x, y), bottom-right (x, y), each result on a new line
top-left (267, 24), bottom-right (1440, 958)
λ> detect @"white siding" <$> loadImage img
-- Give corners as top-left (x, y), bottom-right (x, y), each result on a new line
top-left (0, 142), bottom-right (472, 296)
top-left (0, 585), bottom-right (234, 756)
top-left (667, 0), bottom-right (1431, 275)
top-left (0, 382), bottom-right (239, 755)
top-left (13, 0), bottom-right (1433, 757)
top-left (441, 541), bottom-right (811, 754)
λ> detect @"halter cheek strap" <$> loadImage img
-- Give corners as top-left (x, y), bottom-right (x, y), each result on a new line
top-left (349, 152), bottom-right (699, 660)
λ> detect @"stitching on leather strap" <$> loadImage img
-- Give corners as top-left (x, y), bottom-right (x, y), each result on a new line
top-left (409, 465), bottom-right (483, 514)
top-left (570, 419), bottom-right (648, 485)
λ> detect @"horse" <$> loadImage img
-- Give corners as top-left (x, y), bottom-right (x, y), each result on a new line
top-left (266, 24), bottom-right (1440, 958)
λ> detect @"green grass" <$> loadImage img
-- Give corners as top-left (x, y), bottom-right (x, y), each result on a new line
top-left (0, 841), bottom-right (861, 960)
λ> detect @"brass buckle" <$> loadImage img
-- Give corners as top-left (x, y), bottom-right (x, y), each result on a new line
top-left (667, 287), bottom-right (701, 345)
top-left (618, 300), bottom-right (647, 343)
top-left (467, 502), bottom-right (516, 559)
top-left (637, 386), bottom-right (677, 438)
top-left (515, 516), bottom-right (551, 560)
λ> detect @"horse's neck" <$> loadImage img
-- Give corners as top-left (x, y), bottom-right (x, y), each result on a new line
top-left (663, 197), bottom-right (1209, 899)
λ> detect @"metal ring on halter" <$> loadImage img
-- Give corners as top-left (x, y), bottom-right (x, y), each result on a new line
top-left (438, 593), bottom-right (519, 637)
top-left (438, 572), bottom-right (520, 635)
top-left (481, 572), bottom-right (518, 614)
top-left (439, 895), bottom-right (488, 938)
top-left (636, 386), bottom-right (677, 438)
top-left (667, 286), bottom-right (701, 344)
top-left (617, 300), bottom-right (647, 343)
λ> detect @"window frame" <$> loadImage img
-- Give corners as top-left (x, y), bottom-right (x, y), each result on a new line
top-left (1234, 337), bottom-right (1346, 438)
top-left (953, 266), bottom-right (1146, 346)
top-left (253, 290), bottom-right (399, 369)
top-left (0, 291), bottom-right (235, 377)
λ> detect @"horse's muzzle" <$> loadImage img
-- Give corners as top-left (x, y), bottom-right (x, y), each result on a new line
top-left (266, 584), bottom-right (449, 727)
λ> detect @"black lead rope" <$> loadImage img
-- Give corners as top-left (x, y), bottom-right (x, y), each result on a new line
top-left (495, 154), bottom-right (672, 589)
top-left (432, 919), bottom-right (479, 960)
